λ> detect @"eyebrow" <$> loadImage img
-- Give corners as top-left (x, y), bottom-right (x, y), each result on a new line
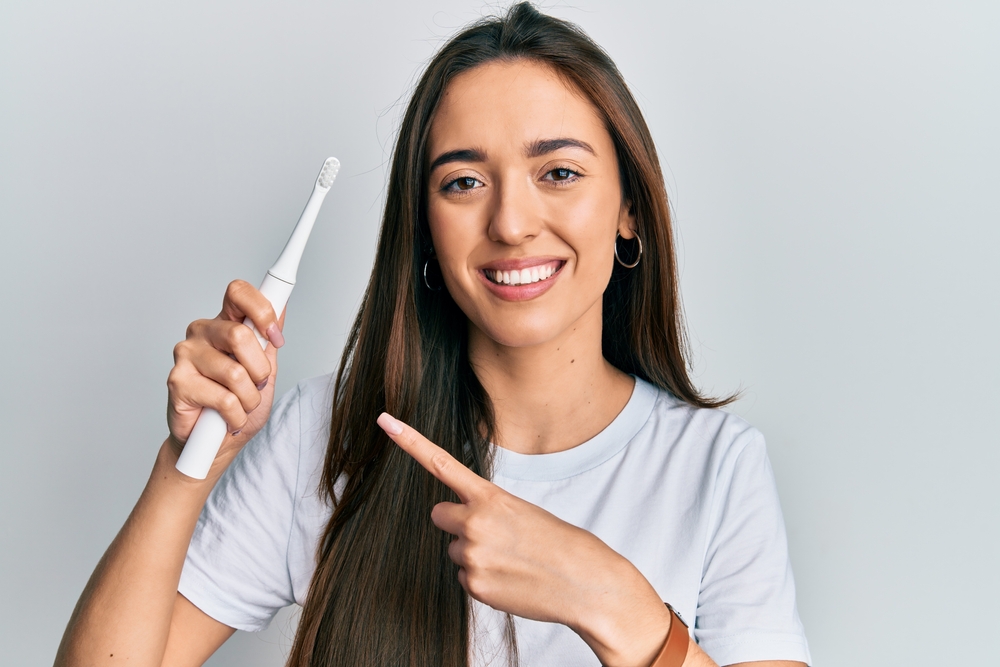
top-left (427, 138), bottom-right (596, 172)
top-left (429, 148), bottom-right (486, 172)
top-left (526, 137), bottom-right (596, 158)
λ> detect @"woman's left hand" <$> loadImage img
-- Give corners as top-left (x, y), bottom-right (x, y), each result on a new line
top-left (376, 412), bottom-right (676, 667)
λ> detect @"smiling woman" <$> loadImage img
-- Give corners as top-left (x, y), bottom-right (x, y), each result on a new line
top-left (427, 62), bottom-right (632, 341)
top-left (55, 4), bottom-right (810, 667)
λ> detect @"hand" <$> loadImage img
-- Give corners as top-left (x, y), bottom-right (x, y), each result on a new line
top-left (376, 413), bottom-right (674, 667)
top-left (166, 279), bottom-right (285, 467)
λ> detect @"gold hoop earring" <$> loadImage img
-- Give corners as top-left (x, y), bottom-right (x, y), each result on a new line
top-left (614, 232), bottom-right (642, 269)
top-left (423, 257), bottom-right (442, 291)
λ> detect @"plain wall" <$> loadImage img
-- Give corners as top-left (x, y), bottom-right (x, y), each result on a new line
top-left (2, 1), bottom-right (998, 665)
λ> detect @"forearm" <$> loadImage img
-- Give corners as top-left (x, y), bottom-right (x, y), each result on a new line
top-left (55, 439), bottom-right (224, 667)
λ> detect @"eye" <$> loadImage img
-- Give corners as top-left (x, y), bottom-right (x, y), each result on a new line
top-left (443, 176), bottom-right (484, 193)
top-left (543, 167), bottom-right (580, 184)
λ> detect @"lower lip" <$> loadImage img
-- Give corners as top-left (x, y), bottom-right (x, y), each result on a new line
top-left (478, 264), bottom-right (564, 301)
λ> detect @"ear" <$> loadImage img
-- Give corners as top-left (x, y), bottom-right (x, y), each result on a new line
top-left (617, 200), bottom-right (638, 239)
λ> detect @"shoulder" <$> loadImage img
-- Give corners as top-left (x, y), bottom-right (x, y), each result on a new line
top-left (636, 377), bottom-right (764, 470)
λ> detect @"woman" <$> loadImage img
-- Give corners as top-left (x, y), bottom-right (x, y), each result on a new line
top-left (56, 4), bottom-right (811, 666)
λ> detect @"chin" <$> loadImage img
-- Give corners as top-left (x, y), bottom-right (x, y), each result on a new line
top-left (473, 313), bottom-right (568, 349)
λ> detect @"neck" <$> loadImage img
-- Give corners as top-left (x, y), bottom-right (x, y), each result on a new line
top-left (468, 301), bottom-right (634, 455)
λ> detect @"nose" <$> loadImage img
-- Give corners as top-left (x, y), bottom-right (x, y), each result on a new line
top-left (487, 176), bottom-right (542, 246)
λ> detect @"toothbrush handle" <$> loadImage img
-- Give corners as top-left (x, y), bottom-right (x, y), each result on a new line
top-left (174, 272), bottom-right (295, 480)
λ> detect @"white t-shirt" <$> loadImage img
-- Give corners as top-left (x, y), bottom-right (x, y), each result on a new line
top-left (180, 374), bottom-right (812, 666)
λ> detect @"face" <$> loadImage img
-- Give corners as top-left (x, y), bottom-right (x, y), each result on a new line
top-left (425, 59), bottom-right (634, 349)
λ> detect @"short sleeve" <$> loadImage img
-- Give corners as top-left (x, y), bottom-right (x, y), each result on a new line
top-left (178, 383), bottom-right (304, 632)
top-left (695, 431), bottom-right (812, 665)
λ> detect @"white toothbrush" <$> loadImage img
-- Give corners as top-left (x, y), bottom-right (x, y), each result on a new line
top-left (175, 156), bottom-right (341, 479)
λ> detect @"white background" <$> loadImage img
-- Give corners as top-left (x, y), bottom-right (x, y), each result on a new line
top-left (1, 1), bottom-right (998, 665)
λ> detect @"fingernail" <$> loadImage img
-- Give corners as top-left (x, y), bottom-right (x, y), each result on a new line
top-left (230, 429), bottom-right (242, 436)
top-left (377, 412), bottom-right (404, 436)
top-left (256, 378), bottom-right (268, 391)
top-left (266, 324), bottom-right (285, 348)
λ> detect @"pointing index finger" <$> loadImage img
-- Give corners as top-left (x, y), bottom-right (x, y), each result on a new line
top-left (377, 412), bottom-right (485, 503)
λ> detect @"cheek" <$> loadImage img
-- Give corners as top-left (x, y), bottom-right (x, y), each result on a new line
top-left (548, 196), bottom-right (619, 278)
top-left (426, 202), bottom-right (482, 290)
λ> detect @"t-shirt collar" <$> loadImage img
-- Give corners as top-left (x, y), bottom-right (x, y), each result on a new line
top-left (491, 376), bottom-right (659, 482)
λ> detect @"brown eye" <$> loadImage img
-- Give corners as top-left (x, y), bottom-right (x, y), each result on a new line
top-left (544, 168), bottom-right (580, 183)
top-left (444, 176), bottom-right (483, 192)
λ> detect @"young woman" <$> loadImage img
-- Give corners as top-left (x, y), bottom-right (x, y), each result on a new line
top-left (56, 4), bottom-right (811, 667)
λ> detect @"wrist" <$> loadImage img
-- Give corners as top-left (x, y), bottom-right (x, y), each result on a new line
top-left (570, 558), bottom-right (672, 667)
top-left (152, 438), bottom-right (230, 500)
top-left (156, 436), bottom-right (235, 488)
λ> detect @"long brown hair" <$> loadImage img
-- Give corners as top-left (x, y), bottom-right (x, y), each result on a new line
top-left (287, 4), bottom-right (731, 666)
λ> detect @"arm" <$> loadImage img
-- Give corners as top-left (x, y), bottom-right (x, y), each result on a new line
top-left (54, 442), bottom-right (236, 667)
top-left (55, 281), bottom-right (283, 667)
top-left (376, 413), bottom-right (809, 667)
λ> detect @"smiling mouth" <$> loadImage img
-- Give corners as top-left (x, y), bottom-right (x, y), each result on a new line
top-left (483, 260), bottom-right (564, 286)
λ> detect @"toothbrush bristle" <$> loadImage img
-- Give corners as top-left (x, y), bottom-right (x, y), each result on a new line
top-left (317, 157), bottom-right (341, 188)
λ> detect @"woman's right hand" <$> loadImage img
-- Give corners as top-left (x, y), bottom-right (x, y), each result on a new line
top-left (54, 278), bottom-right (281, 666)
top-left (166, 279), bottom-right (285, 472)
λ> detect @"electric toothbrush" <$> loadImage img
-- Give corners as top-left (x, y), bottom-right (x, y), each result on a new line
top-left (175, 156), bottom-right (340, 479)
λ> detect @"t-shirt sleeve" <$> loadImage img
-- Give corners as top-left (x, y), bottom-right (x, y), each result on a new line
top-left (694, 429), bottom-right (812, 666)
top-left (178, 383), bottom-right (304, 632)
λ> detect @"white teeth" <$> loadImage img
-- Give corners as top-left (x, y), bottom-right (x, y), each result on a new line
top-left (487, 262), bottom-right (560, 285)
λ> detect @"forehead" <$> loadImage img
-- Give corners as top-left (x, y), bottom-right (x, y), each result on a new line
top-left (427, 59), bottom-right (610, 157)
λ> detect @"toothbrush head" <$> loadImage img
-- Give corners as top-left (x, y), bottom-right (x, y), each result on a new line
top-left (317, 157), bottom-right (341, 189)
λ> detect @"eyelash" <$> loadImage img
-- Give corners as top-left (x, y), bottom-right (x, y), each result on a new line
top-left (441, 167), bottom-right (582, 194)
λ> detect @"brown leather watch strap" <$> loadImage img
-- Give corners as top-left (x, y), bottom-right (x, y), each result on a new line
top-left (650, 603), bottom-right (689, 667)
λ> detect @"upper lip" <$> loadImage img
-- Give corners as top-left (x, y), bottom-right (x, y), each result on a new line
top-left (479, 256), bottom-right (566, 272)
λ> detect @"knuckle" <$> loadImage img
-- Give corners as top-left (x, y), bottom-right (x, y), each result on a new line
top-left (430, 503), bottom-right (444, 523)
top-left (480, 485), bottom-right (502, 503)
top-left (165, 367), bottom-right (182, 393)
top-left (185, 319), bottom-right (208, 340)
top-left (431, 452), bottom-right (452, 473)
top-left (463, 513), bottom-right (488, 541)
top-left (237, 324), bottom-right (256, 346)
top-left (224, 362), bottom-right (246, 386)
top-left (221, 392), bottom-right (242, 414)
top-left (461, 547), bottom-right (480, 572)
top-left (226, 279), bottom-right (250, 299)
top-left (464, 571), bottom-right (489, 599)
top-left (250, 302), bottom-right (272, 323)
top-left (226, 324), bottom-right (250, 348)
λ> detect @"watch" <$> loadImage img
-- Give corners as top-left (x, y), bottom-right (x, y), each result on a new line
top-left (650, 603), bottom-right (689, 667)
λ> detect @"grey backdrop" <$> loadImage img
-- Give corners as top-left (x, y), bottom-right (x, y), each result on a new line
top-left (2, 1), bottom-right (997, 665)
